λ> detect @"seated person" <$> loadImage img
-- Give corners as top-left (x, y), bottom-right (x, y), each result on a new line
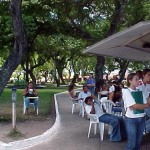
top-left (85, 96), bottom-right (126, 142)
top-left (99, 83), bottom-right (109, 98)
top-left (68, 83), bottom-right (79, 100)
top-left (23, 82), bottom-right (38, 115)
top-left (109, 84), bottom-right (122, 113)
top-left (78, 84), bottom-right (95, 101)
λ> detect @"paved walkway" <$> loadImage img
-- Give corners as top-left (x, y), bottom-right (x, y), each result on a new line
top-left (24, 93), bottom-right (126, 150)
top-left (1, 92), bottom-right (150, 150)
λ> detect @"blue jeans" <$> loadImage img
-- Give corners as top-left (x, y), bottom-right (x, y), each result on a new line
top-left (24, 97), bottom-right (38, 109)
top-left (88, 88), bottom-right (95, 94)
top-left (112, 106), bottom-right (122, 112)
top-left (146, 119), bottom-right (150, 133)
top-left (125, 116), bottom-right (145, 150)
top-left (145, 108), bottom-right (150, 117)
top-left (99, 114), bottom-right (126, 141)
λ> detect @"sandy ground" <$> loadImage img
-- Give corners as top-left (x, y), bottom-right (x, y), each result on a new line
top-left (0, 116), bottom-right (55, 143)
top-left (0, 96), bottom-right (56, 144)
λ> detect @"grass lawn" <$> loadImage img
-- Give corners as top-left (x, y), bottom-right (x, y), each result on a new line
top-left (0, 86), bottom-right (68, 122)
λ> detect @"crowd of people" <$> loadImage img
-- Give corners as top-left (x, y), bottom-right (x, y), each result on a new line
top-left (68, 69), bottom-right (150, 150)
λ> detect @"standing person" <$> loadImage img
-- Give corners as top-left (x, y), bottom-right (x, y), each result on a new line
top-left (136, 70), bottom-right (143, 85)
top-left (137, 69), bottom-right (150, 99)
top-left (23, 82), bottom-right (38, 115)
top-left (122, 73), bottom-right (150, 150)
top-left (137, 69), bottom-right (150, 132)
top-left (86, 74), bottom-right (95, 94)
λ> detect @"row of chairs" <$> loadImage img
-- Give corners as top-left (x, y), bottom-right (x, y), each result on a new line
top-left (70, 96), bottom-right (120, 141)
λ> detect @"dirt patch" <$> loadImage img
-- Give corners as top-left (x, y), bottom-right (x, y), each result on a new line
top-left (0, 99), bottom-right (56, 143)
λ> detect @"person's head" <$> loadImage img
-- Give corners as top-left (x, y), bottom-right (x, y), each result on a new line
top-left (107, 80), bottom-right (112, 86)
top-left (142, 69), bottom-right (150, 83)
top-left (28, 82), bottom-right (34, 89)
top-left (84, 96), bottom-right (93, 105)
top-left (113, 75), bottom-right (118, 80)
top-left (89, 74), bottom-right (93, 79)
top-left (127, 73), bottom-right (139, 88)
top-left (102, 83), bottom-right (108, 90)
top-left (136, 70), bottom-right (143, 79)
top-left (83, 84), bottom-right (89, 93)
top-left (117, 82), bottom-right (124, 88)
top-left (114, 85), bottom-right (122, 99)
top-left (68, 83), bottom-right (75, 92)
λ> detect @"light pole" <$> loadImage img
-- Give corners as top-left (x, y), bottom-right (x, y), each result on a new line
top-left (12, 87), bottom-right (17, 129)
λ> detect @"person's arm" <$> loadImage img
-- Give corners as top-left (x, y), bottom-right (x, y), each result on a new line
top-left (91, 93), bottom-right (96, 99)
top-left (69, 91), bottom-right (76, 99)
top-left (123, 89), bottom-right (150, 110)
top-left (78, 92), bottom-right (83, 100)
top-left (108, 92), bottom-right (114, 101)
top-left (92, 79), bottom-right (96, 87)
top-left (130, 98), bottom-right (150, 110)
top-left (130, 103), bottom-right (150, 110)
top-left (23, 88), bottom-right (28, 96)
top-left (86, 79), bottom-right (93, 87)
top-left (90, 101), bottom-right (95, 114)
top-left (33, 88), bottom-right (38, 96)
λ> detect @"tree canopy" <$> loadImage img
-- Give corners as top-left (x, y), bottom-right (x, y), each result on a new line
top-left (0, 0), bottom-right (150, 94)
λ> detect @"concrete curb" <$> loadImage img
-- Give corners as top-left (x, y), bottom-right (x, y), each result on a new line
top-left (0, 92), bottom-right (65, 150)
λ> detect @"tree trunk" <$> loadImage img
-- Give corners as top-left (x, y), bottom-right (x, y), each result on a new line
top-left (28, 70), bottom-right (36, 85)
top-left (118, 61), bottom-right (129, 81)
top-left (0, 0), bottom-right (28, 95)
top-left (95, 56), bottom-right (105, 93)
top-left (25, 50), bottom-right (29, 82)
top-left (71, 74), bottom-right (79, 84)
top-left (57, 67), bottom-right (65, 85)
top-left (53, 60), bottom-right (60, 87)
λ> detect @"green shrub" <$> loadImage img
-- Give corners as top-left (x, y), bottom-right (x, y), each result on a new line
top-left (78, 81), bottom-right (85, 85)
top-left (14, 80), bottom-right (27, 88)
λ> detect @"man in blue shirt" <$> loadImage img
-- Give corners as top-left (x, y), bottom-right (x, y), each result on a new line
top-left (86, 74), bottom-right (95, 94)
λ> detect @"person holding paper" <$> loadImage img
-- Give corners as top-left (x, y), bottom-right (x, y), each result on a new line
top-left (23, 82), bottom-right (38, 115)
top-left (122, 73), bottom-right (150, 150)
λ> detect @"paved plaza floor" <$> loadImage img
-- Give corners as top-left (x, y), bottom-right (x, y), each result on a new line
top-left (26, 93), bottom-right (127, 150)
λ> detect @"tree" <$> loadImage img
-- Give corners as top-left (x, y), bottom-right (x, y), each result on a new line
top-left (115, 59), bottom-right (129, 81)
top-left (0, 0), bottom-right (28, 95)
top-left (94, 0), bottom-right (128, 93)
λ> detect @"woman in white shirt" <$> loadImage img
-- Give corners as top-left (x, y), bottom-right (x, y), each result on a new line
top-left (122, 73), bottom-right (150, 150)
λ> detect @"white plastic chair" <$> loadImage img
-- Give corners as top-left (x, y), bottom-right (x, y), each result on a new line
top-left (87, 114), bottom-right (105, 141)
top-left (101, 97), bottom-right (122, 116)
top-left (100, 98), bottom-right (115, 138)
top-left (100, 99), bottom-right (115, 114)
top-left (23, 96), bottom-right (39, 115)
top-left (70, 96), bottom-right (84, 117)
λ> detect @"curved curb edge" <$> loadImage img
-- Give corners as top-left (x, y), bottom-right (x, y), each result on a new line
top-left (0, 92), bottom-right (65, 150)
